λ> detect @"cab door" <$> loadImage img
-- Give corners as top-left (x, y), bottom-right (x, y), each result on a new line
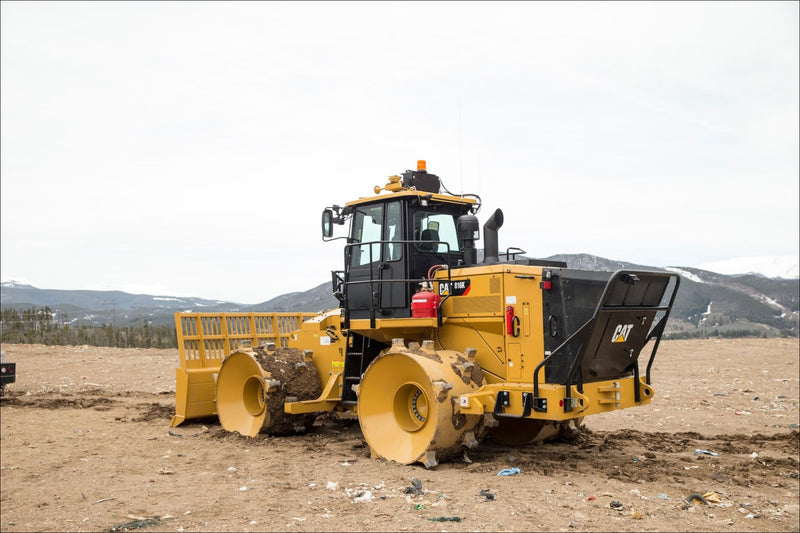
top-left (345, 201), bottom-right (410, 319)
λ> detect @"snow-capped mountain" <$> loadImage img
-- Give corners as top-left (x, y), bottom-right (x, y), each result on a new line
top-left (695, 255), bottom-right (799, 279)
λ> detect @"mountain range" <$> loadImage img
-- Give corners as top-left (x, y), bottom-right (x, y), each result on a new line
top-left (2, 254), bottom-right (798, 338)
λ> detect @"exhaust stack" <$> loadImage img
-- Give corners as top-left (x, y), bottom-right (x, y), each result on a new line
top-left (483, 208), bottom-right (503, 264)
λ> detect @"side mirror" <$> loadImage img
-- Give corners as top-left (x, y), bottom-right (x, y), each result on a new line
top-left (322, 209), bottom-right (334, 238)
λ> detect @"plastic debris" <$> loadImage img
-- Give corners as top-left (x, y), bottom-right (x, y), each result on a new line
top-left (685, 493), bottom-right (710, 505)
top-left (414, 503), bottom-right (425, 510)
top-left (326, 481), bottom-right (339, 491)
top-left (428, 516), bottom-right (462, 522)
top-left (479, 489), bottom-right (495, 501)
top-left (110, 516), bottom-right (164, 531)
top-left (749, 452), bottom-right (759, 459)
top-left (497, 467), bottom-right (520, 476)
top-left (353, 490), bottom-right (374, 503)
top-left (695, 449), bottom-right (718, 456)
top-left (657, 493), bottom-right (671, 500)
top-left (702, 491), bottom-right (722, 503)
top-left (404, 477), bottom-right (423, 495)
top-left (610, 500), bottom-right (623, 510)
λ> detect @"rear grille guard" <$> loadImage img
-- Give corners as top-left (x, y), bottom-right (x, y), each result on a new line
top-left (532, 270), bottom-right (681, 413)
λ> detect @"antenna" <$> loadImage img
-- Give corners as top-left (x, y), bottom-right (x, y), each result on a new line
top-left (458, 96), bottom-right (463, 193)
top-left (477, 150), bottom-right (481, 195)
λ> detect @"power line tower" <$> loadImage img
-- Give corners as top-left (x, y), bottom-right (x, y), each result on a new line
top-left (103, 300), bottom-right (117, 328)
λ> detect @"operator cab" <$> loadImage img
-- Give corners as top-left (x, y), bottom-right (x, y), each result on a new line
top-left (322, 161), bottom-right (479, 322)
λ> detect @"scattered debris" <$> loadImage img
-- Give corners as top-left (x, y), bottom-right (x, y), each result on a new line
top-left (479, 489), bottom-right (495, 501)
top-left (353, 490), bottom-right (374, 503)
top-left (497, 467), bottom-right (520, 476)
top-left (685, 493), bottom-right (710, 505)
top-left (110, 516), bottom-right (165, 531)
top-left (694, 449), bottom-right (718, 456)
top-left (428, 516), bottom-right (462, 522)
top-left (610, 500), bottom-right (623, 510)
top-left (404, 477), bottom-right (423, 495)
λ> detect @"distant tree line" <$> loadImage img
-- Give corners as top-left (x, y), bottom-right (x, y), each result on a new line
top-left (1, 306), bottom-right (177, 348)
top-left (1, 305), bottom-right (791, 348)
top-left (665, 329), bottom-right (771, 340)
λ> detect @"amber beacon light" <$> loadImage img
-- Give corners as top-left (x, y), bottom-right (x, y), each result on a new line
top-left (417, 160), bottom-right (426, 172)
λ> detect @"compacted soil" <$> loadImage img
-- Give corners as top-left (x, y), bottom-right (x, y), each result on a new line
top-left (1, 338), bottom-right (798, 532)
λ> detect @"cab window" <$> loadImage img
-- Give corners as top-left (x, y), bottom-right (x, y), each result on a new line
top-left (413, 210), bottom-right (460, 253)
top-left (351, 205), bottom-right (383, 266)
top-left (384, 201), bottom-right (402, 261)
top-left (350, 201), bottom-right (403, 266)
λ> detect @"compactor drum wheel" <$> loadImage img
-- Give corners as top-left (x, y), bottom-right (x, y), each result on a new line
top-left (215, 346), bottom-right (321, 437)
top-left (357, 342), bottom-right (484, 468)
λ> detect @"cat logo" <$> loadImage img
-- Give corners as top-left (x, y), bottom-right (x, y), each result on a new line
top-left (612, 323), bottom-right (634, 343)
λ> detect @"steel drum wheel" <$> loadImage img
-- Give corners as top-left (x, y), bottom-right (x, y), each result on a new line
top-left (216, 351), bottom-right (269, 437)
top-left (216, 347), bottom-right (321, 437)
top-left (357, 352), bottom-right (439, 465)
top-left (357, 348), bottom-right (483, 467)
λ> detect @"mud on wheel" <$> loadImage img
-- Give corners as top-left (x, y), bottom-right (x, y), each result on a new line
top-left (215, 345), bottom-right (321, 437)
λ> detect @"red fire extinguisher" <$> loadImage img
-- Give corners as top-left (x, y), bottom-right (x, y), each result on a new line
top-left (412, 284), bottom-right (440, 318)
top-left (506, 305), bottom-right (520, 337)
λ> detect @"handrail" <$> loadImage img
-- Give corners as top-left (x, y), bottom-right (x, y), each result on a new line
top-left (343, 239), bottom-right (455, 326)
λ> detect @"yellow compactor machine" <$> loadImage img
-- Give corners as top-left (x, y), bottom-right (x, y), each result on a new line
top-left (172, 161), bottom-right (680, 467)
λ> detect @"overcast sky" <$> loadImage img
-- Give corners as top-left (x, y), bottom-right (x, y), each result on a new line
top-left (2, 1), bottom-right (798, 304)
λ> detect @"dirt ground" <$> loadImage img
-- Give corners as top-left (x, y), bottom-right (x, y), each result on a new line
top-left (1, 338), bottom-right (798, 533)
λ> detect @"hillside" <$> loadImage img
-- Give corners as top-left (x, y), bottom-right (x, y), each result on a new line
top-left (2, 253), bottom-right (797, 338)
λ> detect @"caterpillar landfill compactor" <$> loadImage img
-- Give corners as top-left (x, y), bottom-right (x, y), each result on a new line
top-left (171, 160), bottom-right (680, 468)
